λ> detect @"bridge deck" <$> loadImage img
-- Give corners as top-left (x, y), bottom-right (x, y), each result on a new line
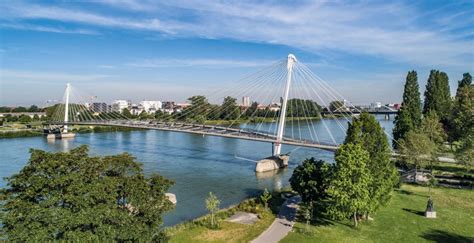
top-left (47, 120), bottom-right (339, 151)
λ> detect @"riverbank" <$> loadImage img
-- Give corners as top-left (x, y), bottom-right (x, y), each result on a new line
top-left (0, 117), bottom-right (324, 139)
top-left (165, 191), bottom-right (288, 242)
top-left (0, 125), bottom-right (145, 139)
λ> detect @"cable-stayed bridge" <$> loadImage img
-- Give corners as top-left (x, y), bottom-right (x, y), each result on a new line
top-left (44, 54), bottom-right (457, 168)
top-left (44, 54), bottom-right (377, 154)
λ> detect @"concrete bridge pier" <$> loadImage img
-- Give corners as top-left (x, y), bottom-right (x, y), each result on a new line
top-left (255, 154), bottom-right (289, 173)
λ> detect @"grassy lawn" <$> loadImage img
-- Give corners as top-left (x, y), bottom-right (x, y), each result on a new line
top-left (282, 184), bottom-right (474, 243)
top-left (167, 210), bottom-right (275, 243)
top-left (166, 192), bottom-right (287, 243)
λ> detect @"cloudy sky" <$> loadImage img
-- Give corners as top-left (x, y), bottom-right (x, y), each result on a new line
top-left (0, 0), bottom-right (473, 106)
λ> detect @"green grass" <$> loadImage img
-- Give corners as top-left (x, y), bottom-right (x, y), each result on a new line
top-left (166, 210), bottom-right (275, 243)
top-left (166, 192), bottom-right (288, 243)
top-left (282, 184), bottom-right (474, 243)
top-left (432, 162), bottom-right (473, 176)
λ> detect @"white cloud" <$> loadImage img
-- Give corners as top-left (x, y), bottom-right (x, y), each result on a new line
top-left (1, 69), bottom-right (110, 83)
top-left (126, 58), bottom-right (279, 68)
top-left (0, 23), bottom-right (99, 35)
top-left (98, 65), bottom-right (117, 69)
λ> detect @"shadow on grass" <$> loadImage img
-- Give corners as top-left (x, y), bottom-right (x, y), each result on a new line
top-left (402, 208), bottom-right (425, 217)
top-left (396, 188), bottom-right (428, 198)
top-left (421, 229), bottom-right (473, 243)
top-left (398, 189), bottom-right (414, 195)
top-left (432, 164), bottom-right (468, 175)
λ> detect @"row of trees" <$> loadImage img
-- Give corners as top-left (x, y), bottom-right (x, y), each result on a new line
top-left (0, 105), bottom-right (42, 113)
top-left (132, 96), bottom-right (321, 123)
top-left (290, 113), bottom-right (398, 227)
top-left (1, 114), bottom-right (44, 123)
top-left (393, 71), bottom-right (473, 170)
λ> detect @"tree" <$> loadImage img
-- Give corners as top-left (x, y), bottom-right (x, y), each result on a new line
top-left (456, 73), bottom-right (472, 97)
top-left (287, 99), bottom-right (321, 117)
top-left (243, 102), bottom-right (259, 118)
top-left (327, 144), bottom-right (371, 227)
top-left (421, 110), bottom-right (447, 146)
top-left (329, 100), bottom-right (345, 112)
top-left (290, 158), bottom-right (333, 206)
top-left (260, 188), bottom-right (272, 210)
top-left (393, 71), bottom-right (422, 145)
top-left (28, 105), bottom-right (39, 112)
top-left (456, 133), bottom-right (474, 172)
top-left (205, 192), bottom-right (220, 229)
top-left (0, 146), bottom-right (174, 241)
top-left (423, 70), bottom-right (452, 121)
top-left (45, 104), bottom-right (60, 118)
top-left (121, 108), bottom-right (133, 118)
top-left (12, 106), bottom-right (27, 112)
top-left (344, 113), bottom-right (398, 216)
top-left (398, 130), bottom-right (436, 182)
top-left (451, 83), bottom-right (473, 142)
top-left (219, 96), bottom-right (240, 120)
top-left (183, 95), bottom-right (210, 120)
top-left (18, 114), bottom-right (32, 123)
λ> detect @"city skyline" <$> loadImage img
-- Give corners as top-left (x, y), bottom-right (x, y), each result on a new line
top-left (1, 0), bottom-right (473, 106)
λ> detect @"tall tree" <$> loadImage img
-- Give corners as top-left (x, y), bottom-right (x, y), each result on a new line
top-left (122, 108), bottom-right (133, 118)
top-left (290, 158), bottom-right (333, 206)
top-left (421, 110), bottom-right (446, 147)
top-left (456, 133), bottom-right (473, 172)
top-left (0, 146), bottom-right (173, 241)
top-left (243, 102), bottom-right (259, 118)
top-left (344, 113), bottom-right (398, 216)
top-left (456, 73), bottom-right (472, 97)
top-left (423, 70), bottom-right (452, 121)
top-left (393, 71), bottom-right (422, 145)
top-left (327, 144), bottom-right (371, 227)
top-left (451, 75), bottom-right (473, 141)
top-left (287, 99), bottom-right (321, 117)
top-left (398, 130), bottom-right (436, 182)
top-left (219, 96), bottom-right (240, 120)
top-left (183, 95), bottom-right (210, 120)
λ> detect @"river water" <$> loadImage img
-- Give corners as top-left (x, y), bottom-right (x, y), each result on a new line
top-left (0, 116), bottom-right (394, 226)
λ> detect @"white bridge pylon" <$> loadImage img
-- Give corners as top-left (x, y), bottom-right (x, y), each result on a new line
top-left (63, 83), bottom-right (71, 133)
top-left (274, 54), bottom-right (297, 155)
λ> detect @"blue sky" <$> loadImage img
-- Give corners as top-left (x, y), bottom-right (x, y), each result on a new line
top-left (0, 0), bottom-right (473, 106)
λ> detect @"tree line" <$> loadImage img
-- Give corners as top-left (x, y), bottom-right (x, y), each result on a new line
top-left (0, 105), bottom-right (43, 113)
top-left (136, 96), bottom-right (322, 123)
top-left (393, 71), bottom-right (472, 171)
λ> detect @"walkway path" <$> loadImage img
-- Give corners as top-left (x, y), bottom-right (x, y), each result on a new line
top-left (251, 196), bottom-right (301, 243)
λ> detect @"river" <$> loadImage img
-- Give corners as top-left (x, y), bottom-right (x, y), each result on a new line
top-left (0, 116), bottom-right (394, 226)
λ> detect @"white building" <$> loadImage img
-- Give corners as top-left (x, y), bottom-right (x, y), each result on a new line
top-left (370, 102), bottom-right (382, 109)
top-left (130, 105), bottom-right (144, 116)
top-left (242, 96), bottom-right (250, 107)
top-left (112, 100), bottom-right (131, 113)
top-left (139, 101), bottom-right (162, 114)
